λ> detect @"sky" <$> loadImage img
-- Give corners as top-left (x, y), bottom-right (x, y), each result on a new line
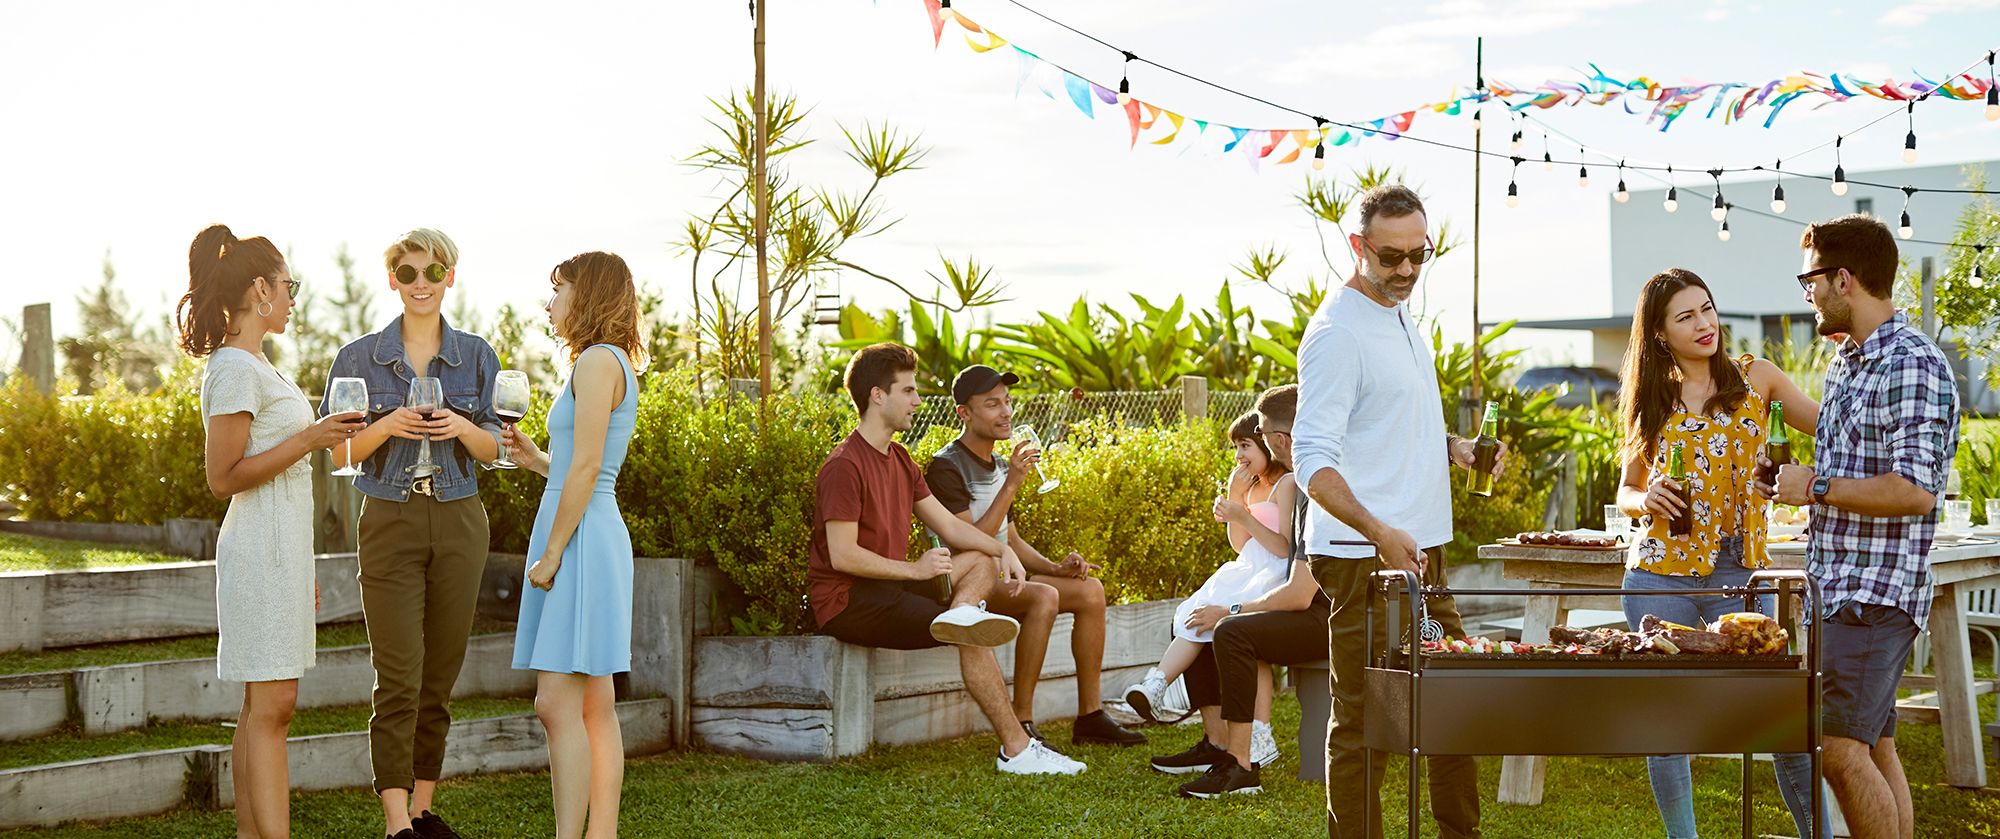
top-left (3, 0), bottom-right (1997, 371)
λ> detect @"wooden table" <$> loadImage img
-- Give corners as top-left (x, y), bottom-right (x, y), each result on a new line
top-left (1479, 537), bottom-right (2000, 804)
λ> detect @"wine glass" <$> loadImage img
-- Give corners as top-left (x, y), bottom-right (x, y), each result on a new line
top-left (1012, 424), bottom-right (1060, 494)
top-left (327, 377), bottom-right (368, 477)
top-left (492, 370), bottom-right (531, 470)
top-left (408, 376), bottom-right (443, 477)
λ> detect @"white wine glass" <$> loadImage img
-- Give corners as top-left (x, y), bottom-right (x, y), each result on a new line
top-left (1013, 424), bottom-right (1060, 494)
top-left (492, 370), bottom-right (531, 470)
top-left (408, 376), bottom-right (443, 476)
top-left (328, 377), bottom-right (368, 478)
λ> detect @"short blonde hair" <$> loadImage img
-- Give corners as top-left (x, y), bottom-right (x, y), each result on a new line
top-left (383, 228), bottom-right (460, 272)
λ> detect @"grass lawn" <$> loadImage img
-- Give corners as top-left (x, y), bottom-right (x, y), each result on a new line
top-left (0, 697), bottom-right (533, 771)
top-left (0, 532), bottom-right (187, 573)
top-left (0, 618), bottom-right (515, 676)
top-left (11, 688), bottom-right (2000, 838)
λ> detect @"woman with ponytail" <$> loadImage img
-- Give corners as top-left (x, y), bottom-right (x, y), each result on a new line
top-left (179, 224), bottom-right (365, 839)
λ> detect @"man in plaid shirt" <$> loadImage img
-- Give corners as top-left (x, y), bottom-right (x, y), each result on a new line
top-left (1758, 214), bottom-right (1960, 839)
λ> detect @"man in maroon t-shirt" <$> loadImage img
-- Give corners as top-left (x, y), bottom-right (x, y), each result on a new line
top-left (809, 343), bottom-right (1086, 776)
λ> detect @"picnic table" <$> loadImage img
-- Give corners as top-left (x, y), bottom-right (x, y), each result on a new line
top-left (1478, 536), bottom-right (2000, 804)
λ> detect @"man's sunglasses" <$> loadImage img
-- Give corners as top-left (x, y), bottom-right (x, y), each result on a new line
top-left (1796, 265), bottom-right (1844, 291)
top-left (1358, 237), bottom-right (1436, 269)
top-left (1253, 425), bottom-right (1291, 439)
top-left (395, 263), bottom-right (450, 285)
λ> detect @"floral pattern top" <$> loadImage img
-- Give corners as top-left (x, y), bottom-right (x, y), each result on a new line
top-left (1628, 355), bottom-right (1772, 576)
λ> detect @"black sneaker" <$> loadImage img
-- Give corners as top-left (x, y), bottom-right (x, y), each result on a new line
top-left (1178, 760), bottom-right (1263, 798)
top-left (1149, 738), bottom-right (1229, 775)
top-left (411, 811), bottom-right (462, 839)
top-left (1071, 709), bottom-right (1146, 747)
top-left (388, 830), bottom-right (420, 839)
top-left (1022, 720), bottom-right (1046, 744)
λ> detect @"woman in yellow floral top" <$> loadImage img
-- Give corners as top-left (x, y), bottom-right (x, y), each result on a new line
top-left (1613, 268), bottom-right (1822, 839)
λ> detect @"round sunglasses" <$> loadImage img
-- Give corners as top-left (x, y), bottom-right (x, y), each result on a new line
top-left (395, 263), bottom-right (449, 285)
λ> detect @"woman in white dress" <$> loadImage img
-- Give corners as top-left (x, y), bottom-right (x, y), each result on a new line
top-left (1125, 411), bottom-right (1295, 723)
top-left (177, 224), bottom-right (364, 839)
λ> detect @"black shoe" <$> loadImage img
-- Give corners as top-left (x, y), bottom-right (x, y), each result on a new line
top-left (388, 830), bottom-right (421, 839)
top-left (1071, 709), bottom-right (1146, 747)
top-left (1149, 738), bottom-right (1229, 775)
top-left (411, 811), bottom-right (462, 839)
top-left (1178, 760), bottom-right (1263, 798)
top-left (1022, 720), bottom-right (1046, 744)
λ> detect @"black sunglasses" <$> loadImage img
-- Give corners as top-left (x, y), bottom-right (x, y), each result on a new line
top-left (1358, 237), bottom-right (1437, 269)
top-left (1253, 425), bottom-right (1291, 438)
top-left (395, 263), bottom-right (450, 285)
top-left (1796, 265), bottom-right (1843, 291)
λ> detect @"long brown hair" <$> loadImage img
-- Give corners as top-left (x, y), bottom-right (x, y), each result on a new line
top-left (176, 224), bottom-right (283, 358)
top-left (550, 252), bottom-right (648, 372)
top-left (1228, 410), bottom-right (1289, 485)
top-left (1618, 268), bottom-right (1748, 462)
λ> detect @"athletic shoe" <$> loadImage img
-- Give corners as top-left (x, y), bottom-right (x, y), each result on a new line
top-left (1071, 709), bottom-right (1146, 746)
top-left (1124, 668), bottom-right (1171, 723)
top-left (1178, 760), bottom-right (1263, 798)
top-left (1251, 720), bottom-right (1280, 768)
top-left (930, 602), bottom-right (1019, 647)
top-left (387, 831), bottom-right (420, 839)
top-left (997, 739), bottom-right (1087, 775)
top-left (411, 811), bottom-right (462, 839)
top-left (1149, 737), bottom-right (1229, 775)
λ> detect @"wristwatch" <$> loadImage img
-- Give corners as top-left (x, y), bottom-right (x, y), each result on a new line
top-left (1811, 474), bottom-right (1832, 504)
top-left (1228, 604), bottom-right (1243, 616)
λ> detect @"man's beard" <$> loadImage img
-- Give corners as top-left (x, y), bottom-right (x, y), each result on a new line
top-left (1814, 297), bottom-right (1853, 337)
top-left (1362, 268), bottom-right (1416, 304)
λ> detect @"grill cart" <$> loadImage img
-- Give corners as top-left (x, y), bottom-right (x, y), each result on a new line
top-left (1361, 568), bottom-right (1823, 839)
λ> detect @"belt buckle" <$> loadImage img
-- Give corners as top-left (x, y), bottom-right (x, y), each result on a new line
top-left (411, 476), bottom-right (434, 497)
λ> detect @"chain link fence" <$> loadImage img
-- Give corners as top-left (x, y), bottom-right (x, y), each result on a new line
top-left (909, 384), bottom-right (1262, 444)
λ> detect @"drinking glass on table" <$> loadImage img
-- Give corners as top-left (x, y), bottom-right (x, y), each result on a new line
top-left (408, 376), bottom-right (443, 477)
top-left (492, 370), bottom-right (531, 470)
top-left (1603, 504), bottom-right (1631, 542)
top-left (1943, 499), bottom-right (1973, 535)
top-left (327, 377), bottom-right (368, 478)
top-left (1012, 424), bottom-right (1060, 493)
top-left (1987, 498), bottom-right (2000, 531)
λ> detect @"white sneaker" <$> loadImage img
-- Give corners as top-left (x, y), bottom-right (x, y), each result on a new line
top-left (1250, 720), bottom-right (1280, 768)
top-left (997, 739), bottom-right (1087, 775)
top-left (1124, 668), bottom-right (1171, 723)
top-left (929, 602), bottom-right (1019, 647)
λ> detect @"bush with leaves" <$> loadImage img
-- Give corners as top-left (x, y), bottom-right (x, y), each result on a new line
top-left (0, 361), bottom-right (222, 524)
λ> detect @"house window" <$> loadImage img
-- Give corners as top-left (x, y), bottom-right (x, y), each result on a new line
top-left (1856, 197), bottom-right (1874, 216)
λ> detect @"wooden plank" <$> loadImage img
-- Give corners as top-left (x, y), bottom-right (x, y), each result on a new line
top-left (0, 671), bottom-right (70, 740)
top-left (692, 706), bottom-right (838, 762)
top-left (38, 561), bottom-right (216, 647)
top-left (0, 747), bottom-right (198, 829)
top-left (693, 635), bottom-right (853, 708)
top-left (20, 302), bottom-right (54, 394)
top-left (1928, 581), bottom-right (1986, 788)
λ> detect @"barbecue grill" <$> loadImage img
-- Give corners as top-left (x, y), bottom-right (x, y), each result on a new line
top-left (1361, 568), bottom-right (1824, 839)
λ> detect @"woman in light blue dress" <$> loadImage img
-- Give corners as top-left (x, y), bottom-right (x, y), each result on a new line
top-left (503, 251), bottom-right (645, 839)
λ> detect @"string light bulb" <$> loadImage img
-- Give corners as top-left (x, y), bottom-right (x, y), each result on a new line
top-left (1987, 52), bottom-right (1998, 120)
top-left (1509, 129), bottom-right (1522, 156)
top-left (1717, 216), bottom-right (1732, 242)
top-left (1578, 164), bottom-right (1590, 188)
top-left (1542, 134), bottom-right (1552, 172)
top-left (1710, 169), bottom-right (1728, 222)
top-left (1312, 118), bottom-right (1327, 171)
top-left (937, 0), bottom-right (956, 25)
top-left (1903, 101), bottom-right (1918, 164)
top-left (1768, 160), bottom-right (1786, 214)
top-left (1898, 186), bottom-right (1916, 239)
top-left (1614, 161), bottom-right (1630, 203)
top-left (1832, 136), bottom-right (1849, 196)
top-left (1507, 156), bottom-right (1522, 208)
top-left (1664, 166), bottom-right (1679, 213)
top-left (1115, 51), bottom-right (1136, 105)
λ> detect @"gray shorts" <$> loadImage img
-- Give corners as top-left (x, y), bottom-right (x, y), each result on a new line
top-left (1819, 602), bottom-right (1919, 743)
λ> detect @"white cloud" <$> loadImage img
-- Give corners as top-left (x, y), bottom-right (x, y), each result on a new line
top-left (1272, 0), bottom-right (1644, 81)
top-left (1879, 0), bottom-right (2000, 27)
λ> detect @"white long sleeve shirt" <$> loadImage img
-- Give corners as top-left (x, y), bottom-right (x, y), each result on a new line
top-left (1290, 284), bottom-right (1453, 558)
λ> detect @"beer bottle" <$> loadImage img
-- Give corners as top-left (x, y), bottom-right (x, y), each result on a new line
top-left (927, 532), bottom-right (955, 602)
top-left (1760, 401), bottom-right (1791, 485)
top-left (1469, 401), bottom-right (1502, 497)
top-left (1667, 442), bottom-right (1693, 538)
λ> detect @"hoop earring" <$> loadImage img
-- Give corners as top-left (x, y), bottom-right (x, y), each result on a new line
top-left (256, 301), bottom-right (273, 318)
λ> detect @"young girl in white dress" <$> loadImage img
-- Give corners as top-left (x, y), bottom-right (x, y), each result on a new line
top-left (1125, 412), bottom-right (1295, 722)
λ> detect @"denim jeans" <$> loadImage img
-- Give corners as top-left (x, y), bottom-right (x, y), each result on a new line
top-left (1620, 538), bottom-right (1823, 839)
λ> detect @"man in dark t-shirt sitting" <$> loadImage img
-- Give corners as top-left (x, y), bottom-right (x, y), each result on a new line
top-left (809, 343), bottom-right (1086, 776)
top-left (925, 365), bottom-right (1146, 750)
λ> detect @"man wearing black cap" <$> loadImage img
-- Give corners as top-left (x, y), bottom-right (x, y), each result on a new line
top-left (925, 365), bottom-right (1147, 748)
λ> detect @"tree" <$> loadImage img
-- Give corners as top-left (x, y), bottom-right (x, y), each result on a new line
top-left (59, 251), bottom-right (167, 394)
top-left (287, 244), bottom-right (377, 396)
top-left (1929, 168), bottom-right (1999, 389)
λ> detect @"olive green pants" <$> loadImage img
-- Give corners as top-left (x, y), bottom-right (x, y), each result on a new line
top-left (357, 493), bottom-right (489, 793)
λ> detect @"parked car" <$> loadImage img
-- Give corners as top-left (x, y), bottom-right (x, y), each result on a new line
top-left (1516, 366), bottom-right (1621, 408)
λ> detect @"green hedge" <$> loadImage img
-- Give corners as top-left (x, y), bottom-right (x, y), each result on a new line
top-left (0, 370), bottom-right (222, 524)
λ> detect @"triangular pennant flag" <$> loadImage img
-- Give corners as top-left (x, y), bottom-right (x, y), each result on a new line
top-left (923, 0), bottom-right (945, 49)
top-left (1389, 110), bottom-right (1416, 133)
top-left (1012, 46), bottom-right (1038, 97)
top-left (951, 8), bottom-right (983, 32)
top-left (1222, 127), bottom-right (1251, 152)
top-left (1091, 82), bottom-right (1119, 105)
top-left (1258, 130), bottom-right (1284, 158)
top-left (1276, 129), bottom-right (1309, 164)
top-left (966, 29), bottom-right (1008, 53)
top-left (1150, 111), bottom-right (1185, 145)
top-left (1193, 119), bottom-right (1209, 133)
top-left (1331, 130), bottom-right (1353, 146)
top-left (1062, 72), bottom-right (1096, 117)
top-left (1138, 103), bottom-right (1162, 130)
top-left (1240, 130), bottom-right (1264, 172)
top-left (1123, 98), bottom-right (1143, 148)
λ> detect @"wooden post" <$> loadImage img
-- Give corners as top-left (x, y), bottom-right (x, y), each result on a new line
top-left (751, 0), bottom-right (773, 411)
top-left (21, 303), bottom-right (54, 394)
top-left (1179, 376), bottom-right (1208, 420)
top-left (310, 449), bottom-right (361, 554)
top-left (1470, 37), bottom-right (1484, 407)
top-left (727, 378), bottom-right (761, 402)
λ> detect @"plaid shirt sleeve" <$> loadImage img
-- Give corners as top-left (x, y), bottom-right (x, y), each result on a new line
top-left (1882, 350), bottom-right (1958, 495)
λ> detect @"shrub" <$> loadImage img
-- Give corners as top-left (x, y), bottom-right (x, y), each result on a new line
top-left (0, 366), bottom-right (222, 524)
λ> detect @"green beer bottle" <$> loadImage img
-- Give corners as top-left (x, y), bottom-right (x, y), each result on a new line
top-left (1469, 402), bottom-right (1501, 497)
top-left (1761, 401), bottom-right (1791, 486)
top-left (1667, 442), bottom-right (1692, 538)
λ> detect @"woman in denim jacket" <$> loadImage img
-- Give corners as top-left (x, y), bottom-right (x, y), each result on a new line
top-left (320, 228), bottom-right (503, 839)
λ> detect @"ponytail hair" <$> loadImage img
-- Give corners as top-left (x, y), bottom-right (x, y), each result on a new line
top-left (176, 224), bottom-right (283, 358)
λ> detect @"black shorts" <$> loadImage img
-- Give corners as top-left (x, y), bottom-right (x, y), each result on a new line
top-left (1820, 602), bottom-right (1920, 743)
top-left (819, 578), bottom-right (950, 650)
